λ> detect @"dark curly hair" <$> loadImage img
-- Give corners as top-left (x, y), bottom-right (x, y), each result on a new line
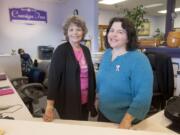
top-left (63, 16), bottom-right (88, 41)
top-left (105, 17), bottom-right (138, 51)
top-left (18, 48), bottom-right (24, 54)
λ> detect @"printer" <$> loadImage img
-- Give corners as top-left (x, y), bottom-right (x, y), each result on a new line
top-left (38, 46), bottom-right (54, 60)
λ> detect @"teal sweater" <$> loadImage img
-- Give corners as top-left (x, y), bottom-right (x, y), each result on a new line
top-left (96, 49), bottom-right (153, 123)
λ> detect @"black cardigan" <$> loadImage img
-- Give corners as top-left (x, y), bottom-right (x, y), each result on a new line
top-left (47, 42), bottom-right (96, 120)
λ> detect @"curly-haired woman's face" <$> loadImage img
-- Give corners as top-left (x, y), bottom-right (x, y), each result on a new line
top-left (67, 23), bottom-right (83, 45)
top-left (108, 22), bottom-right (128, 49)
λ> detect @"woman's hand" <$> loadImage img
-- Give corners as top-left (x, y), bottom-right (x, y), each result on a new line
top-left (43, 106), bottom-right (54, 122)
top-left (119, 113), bottom-right (134, 129)
top-left (119, 119), bottom-right (132, 129)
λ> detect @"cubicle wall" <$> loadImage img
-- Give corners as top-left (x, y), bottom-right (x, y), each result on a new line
top-left (0, 55), bottom-right (22, 79)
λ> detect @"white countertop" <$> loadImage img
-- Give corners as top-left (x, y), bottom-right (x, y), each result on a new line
top-left (132, 111), bottom-right (178, 134)
top-left (0, 119), bottom-right (171, 135)
top-left (0, 78), bottom-right (33, 121)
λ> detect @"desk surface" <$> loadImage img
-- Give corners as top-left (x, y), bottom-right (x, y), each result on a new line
top-left (32, 110), bottom-right (178, 135)
top-left (133, 111), bottom-right (178, 135)
top-left (0, 119), bottom-right (171, 135)
top-left (0, 78), bottom-right (33, 120)
top-left (0, 75), bottom-right (178, 135)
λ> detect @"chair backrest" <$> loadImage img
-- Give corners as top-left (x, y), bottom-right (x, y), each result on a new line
top-left (18, 83), bottom-right (45, 103)
top-left (11, 77), bottom-right (29, 90)
top-left (145, 52), bottom-right (162, 95)
top-left (11, 77), bottom-right (46, 116)
top-left (145, 51), bottom-right (174, 100)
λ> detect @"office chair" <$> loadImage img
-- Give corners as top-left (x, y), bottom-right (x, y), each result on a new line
top-left (145, 51), bottom-right (174, 115)
top-left (11, 77), bottom-right (33, 113)
top-left (11, 77), bottom-right (46, 117)
top-left (11, 77), bottom-right (29, 89)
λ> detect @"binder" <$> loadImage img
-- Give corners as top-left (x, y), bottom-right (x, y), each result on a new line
top-left (0, 88), bottom-right (14, 96)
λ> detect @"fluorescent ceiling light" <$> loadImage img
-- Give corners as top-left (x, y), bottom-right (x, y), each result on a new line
top-left (158, 10), bottom-right (167, 14)
top-left (98, 0), bottom-right (126, 5)
top-left (144, 3), bottom-right (163, 8)
top-left (158, 8), bottom-right (180, 14)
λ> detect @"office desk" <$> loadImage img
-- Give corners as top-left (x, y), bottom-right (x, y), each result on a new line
top-left (0, 78), bottom-right (33, 120)
top-left (31, 110), bottom-right (177, 134)
top-left (0, 119), bottom-right (171, 135)
top-left (0, 75), bottom-right (178, 135)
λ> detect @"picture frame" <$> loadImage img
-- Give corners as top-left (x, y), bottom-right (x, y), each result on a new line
top-left (98, 25), bottom-right (108, 52)
top-left (138, 21), bottom-right (150, 36)
top-left (81, 39), bottom-right (91, 50)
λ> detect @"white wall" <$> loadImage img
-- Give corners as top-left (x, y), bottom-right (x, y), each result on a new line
top-left (0, 0), bottom-right (65, 58)
top-left (148, 13), bottom-right (180, 34)
top-left (154, 16), bottom-right (166, 34)
top-left (0, 0), bottom-right (99, 59)
top-left (98, 9), bottom-right (121, 25)
top-left (175, 13), bottom-right (180, 28)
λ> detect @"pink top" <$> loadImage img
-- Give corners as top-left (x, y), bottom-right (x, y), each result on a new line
top-left (73, 47), bottom-right (89, 104)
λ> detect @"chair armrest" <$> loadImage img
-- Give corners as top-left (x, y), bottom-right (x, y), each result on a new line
top-left (11, 77), bottom-right (29, 89)
top-left (10, 76), bottom-right (29, 82)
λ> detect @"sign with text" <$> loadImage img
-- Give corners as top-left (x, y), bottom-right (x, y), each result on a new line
top-left (9, 7), bottom-right (47, 24)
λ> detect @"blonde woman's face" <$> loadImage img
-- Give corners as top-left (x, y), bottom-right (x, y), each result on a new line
top-left (67, 23), bottom-right (83, 45)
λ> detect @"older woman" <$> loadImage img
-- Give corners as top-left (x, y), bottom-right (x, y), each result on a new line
top-left (96, 17), bottom-right (153, 129)
top-left (43, 16), bottom-right (96, 121)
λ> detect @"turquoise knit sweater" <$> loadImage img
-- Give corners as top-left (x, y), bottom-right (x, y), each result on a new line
top-left (96, 49), bottom-right (153, 123)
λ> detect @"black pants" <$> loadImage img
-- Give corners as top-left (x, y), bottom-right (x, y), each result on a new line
top-left (97, 111), bottom-right (111, 122)
top-left (80, 103), bottom-right (89, 120)
top-left (57, 104), bottom-right (89, 121)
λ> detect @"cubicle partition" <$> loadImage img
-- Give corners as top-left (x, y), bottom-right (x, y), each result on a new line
top-left (0, 55), bottom-right (22, 79)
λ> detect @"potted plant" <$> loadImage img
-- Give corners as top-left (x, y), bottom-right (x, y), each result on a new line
top-left (153, 28), bottom-right (165, 45)
top-left (124, 5), bottom-right (146, 32)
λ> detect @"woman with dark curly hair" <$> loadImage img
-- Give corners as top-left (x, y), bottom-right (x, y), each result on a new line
top-left (96, 17), bottom-right (153, 128)
top-left (43, 16), bottom-right (97, 122)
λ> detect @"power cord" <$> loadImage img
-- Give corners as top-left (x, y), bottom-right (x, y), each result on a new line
top-left (0, 104), bottom-right (23, 119)
top-left (0, 105), bottom-right (15, 110)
